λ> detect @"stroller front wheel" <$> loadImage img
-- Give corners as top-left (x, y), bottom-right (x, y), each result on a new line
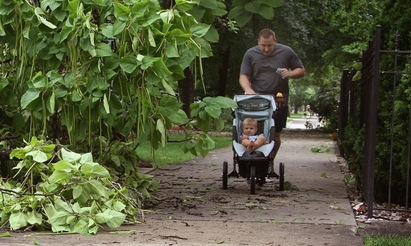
top-left (250, 164), bottom-right (256, 194)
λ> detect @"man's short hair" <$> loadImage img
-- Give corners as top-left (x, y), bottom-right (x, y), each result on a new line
top-left (259, 29), bottom-right (276, 40)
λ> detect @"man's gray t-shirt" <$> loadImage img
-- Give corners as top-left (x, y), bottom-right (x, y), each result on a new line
top-left (240, 43), bottom-right (304, 105)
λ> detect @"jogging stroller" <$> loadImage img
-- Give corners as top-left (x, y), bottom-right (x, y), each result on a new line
top-left (222, 94), bottom-right (285, 194)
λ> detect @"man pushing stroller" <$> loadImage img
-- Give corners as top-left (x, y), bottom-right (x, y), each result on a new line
top-left (238, 28), bottom-right (306, 179)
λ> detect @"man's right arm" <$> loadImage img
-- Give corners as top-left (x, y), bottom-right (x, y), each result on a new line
top-left (239, 50), bottom-right (257, 95)
top-left (239, 74), bottom-right (256, 94)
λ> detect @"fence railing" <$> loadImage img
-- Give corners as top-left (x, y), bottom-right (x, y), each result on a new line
top-left (338, 25), bottom-right (411, 217)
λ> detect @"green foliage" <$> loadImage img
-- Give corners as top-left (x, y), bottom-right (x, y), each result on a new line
top-left (310, 146), bottom-right (331, 153)
top-left (0, 137), bottom-right (152, 234)
top-left (0, 0), bottom-right (239, 178)
top-left (341, 120), bottom-right (365, 187)
top-left (187, 96), bottom-right (237, 156)
top-left (372, 63), bottom-right (411, 204)
top-left (228, 0), bottom-right (283, 27)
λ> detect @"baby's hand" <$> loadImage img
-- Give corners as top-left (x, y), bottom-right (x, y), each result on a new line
top-left (247, 141), bottom-right (254, 150)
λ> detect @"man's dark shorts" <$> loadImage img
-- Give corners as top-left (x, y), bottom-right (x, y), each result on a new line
top-left (274, 106), bottom-right (288, 133)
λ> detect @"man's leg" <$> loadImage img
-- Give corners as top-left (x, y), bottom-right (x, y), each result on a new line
top-left (272, 131), bottom-right (282, 159)
top-left (267, 132), bottom-right (281, 178)
top-left (268, 105), bottom-right (287, 178)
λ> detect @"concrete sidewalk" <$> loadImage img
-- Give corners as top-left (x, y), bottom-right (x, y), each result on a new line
top-left (0, 118), bottom-right (364, 246)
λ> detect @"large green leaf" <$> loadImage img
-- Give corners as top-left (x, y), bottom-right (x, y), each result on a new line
top-left (42, 0), bottom-right (62, 11)
top-left (104, 209), bottom-right (126, 228)
top-left (235, 11), bottom-right (252, 27)
top-left (103, 94), bottom-right (110, 114)
top-left (190, 23), bottom-right (210, 38)
top-left (80, 162), bottom-right (110, 178)
top-left (73, 219), bottom-right (89, 235)
top-left (49, 170), bottom-right (72, 184)
top-left (232, 0), bottom-right (247, 6)
top-left (113, 2), bottom-right (130, 20)
top-left (258, 5), bottom-right (274, 19)
top-left (73, 180), bottom-right (108, 204)
top-left (161, 79), bottom-right (175, 96)
top-left (169, 28), bottom-right (192, 45)
top-left (141, 55), bottom-right (155, 70)
top-left (198, 0), bottom-right (217, 9)
top-left (112, 201), bottom-right (126, 212)
top-left (26, 150), bottom-right (48, 163)
top-left (61, 148), bottom-right (82, 163)
top-left (176, 0), bottom-right (196, 12)
top-left (21, 89), bottom-right (40, 109)
top-left (35, 8), bottom-right (57, 29)
top-left (48, 210), bottom-right (70, 229)
top-left (67, 0), bottom-right (78, 18)
top-left (9, 212), bottom-right (28, 230)
top-left (0, 20), bottom-right (5, 36)
top-left (166, 43), bottom-right (180, 58)
top-left (260, 0), bottom-right (284, 8)
top-left (159, 9), bottom-right (174, 24)
top-left (26, 211), bottom-right (42, 225)
top-left (187, 6), bottom-right (206, 20)
top-left (119, 55), bottom-right (138, 74)
top-left (192, 37), bottom-right (213, 57)
top-left (141, 12), bottom-right (161, 27)
top-left (53, 160), bottom-right (75, 171)
top-left (211, 2), bottom-right (227, 16)
top-left (203, 25), bottom-right (219, 43)
top-left (95, 43), bottom-right (113, 57)
top-left (244, 2), bottom-right (260, 13)
top-left (204, 96), bottom-right (237, 108)
top-left (0, 78), bottom-right (9, 91)
top-left (204, 105), bottom-right (221, 118)
top-left (47, 91), bottom-right (56, 114)
top-left (100, 24), bottom-right (113, 38)
top-left (227, 6), bottom-right (243, 20)
top-left (112, 20), bottom-right (126, 36)
top-left (156, 119), bottom-right (166, 146)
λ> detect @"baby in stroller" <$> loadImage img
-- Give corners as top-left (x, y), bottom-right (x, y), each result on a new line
top-left (239, 118), bottom-right (268, 151)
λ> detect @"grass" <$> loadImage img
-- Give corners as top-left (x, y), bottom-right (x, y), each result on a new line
top-left (135, 134), bottom-right (232, 167)
top-left (289, 112), bottom-right (308, 119)
top-left (364, 234), bottom-right (411, 246)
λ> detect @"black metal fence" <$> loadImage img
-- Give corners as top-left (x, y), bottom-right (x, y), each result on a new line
top-left (338, 25), bottom-right (411, 217)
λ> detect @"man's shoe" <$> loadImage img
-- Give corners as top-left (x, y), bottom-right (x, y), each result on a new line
top-left (267, 171), bottom-right (279, 179)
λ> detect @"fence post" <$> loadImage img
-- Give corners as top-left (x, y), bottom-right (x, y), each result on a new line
top-left (363, 25), bottom-right (381, 218)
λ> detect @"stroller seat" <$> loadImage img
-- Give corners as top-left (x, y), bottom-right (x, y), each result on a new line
top-left (232, 94), bottom-right (276, 159)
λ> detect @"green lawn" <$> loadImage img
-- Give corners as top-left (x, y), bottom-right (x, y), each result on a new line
top-left (135, 134), bottom-right (232, 167)
top-left (364, 234), bottom-right (411, 246)
top-left (289, 112), bottom-right (309, 118)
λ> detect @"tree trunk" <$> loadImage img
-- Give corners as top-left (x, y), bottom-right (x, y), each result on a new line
top-left (217, 47), bottom-right (231, 96)
top-left (179, 68), bottom-right (194, 118)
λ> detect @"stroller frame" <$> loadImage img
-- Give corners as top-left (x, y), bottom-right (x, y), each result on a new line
top-left (222, 94), bottom-right (285, 194)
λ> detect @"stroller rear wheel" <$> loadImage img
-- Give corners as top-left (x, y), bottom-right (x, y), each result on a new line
top-left (222, 161), bottom-right (228, 189)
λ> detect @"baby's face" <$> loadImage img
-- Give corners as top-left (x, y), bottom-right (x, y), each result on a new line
top-left (243, 124), bottom-right (257, 135)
